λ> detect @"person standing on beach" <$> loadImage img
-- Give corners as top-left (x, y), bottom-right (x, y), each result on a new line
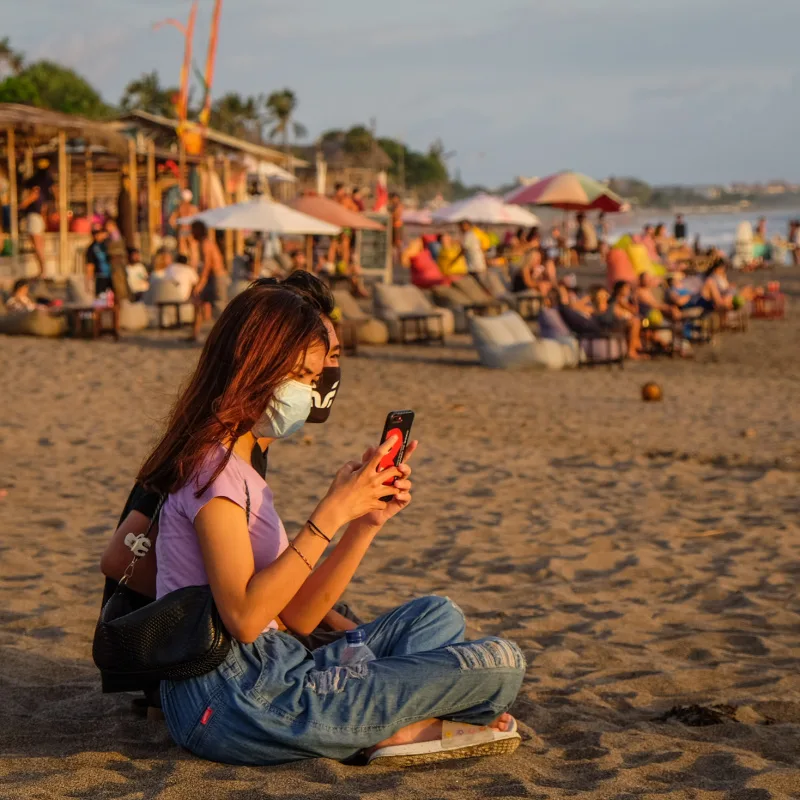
top-left (674, 213), bottom-right (687, 242)
top-left (459, 220), bottom-right (487, 276)
top-left (19, 159), bottom-right (54, 276)
top-left (388, 192), bottom-right (404, 265)
top-left (189, 220), bottom-right (227, 343)
top-left (86, 223), bottom-right (113, 297)
top-left (169, 190), bottom-right (199, 256)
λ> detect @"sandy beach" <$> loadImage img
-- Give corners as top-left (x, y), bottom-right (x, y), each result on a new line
top-left (1, 266), bottom-right (799, 799)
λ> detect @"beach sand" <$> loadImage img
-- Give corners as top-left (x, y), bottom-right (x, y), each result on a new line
top-left (1, 267), bottom-right (799, 799)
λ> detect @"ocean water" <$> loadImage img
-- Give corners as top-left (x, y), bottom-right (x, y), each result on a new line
top-left (610, 208), bottom-right (800, 251)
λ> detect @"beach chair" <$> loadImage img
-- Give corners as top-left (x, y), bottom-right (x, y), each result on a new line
top-left (147, 276), bottom-right (195, 330)
top-left (469, 310), bottom-right (574, 370)
top-left (373, 284), bottom-right (454, 344)
top-left (332, 290), bottom-right (389, 351)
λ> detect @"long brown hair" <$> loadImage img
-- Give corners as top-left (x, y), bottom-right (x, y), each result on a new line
top-left (138, 284), bottom-right (328, 496)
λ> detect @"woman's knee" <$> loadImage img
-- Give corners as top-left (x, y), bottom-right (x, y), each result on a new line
top-left (413, 594), bottom-right (466, 630)
top-left (448, 637), bottom-right (526, 676)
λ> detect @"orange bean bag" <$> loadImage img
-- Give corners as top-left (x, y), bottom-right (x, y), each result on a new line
top-left (606, 248), bottom-right (636, 290)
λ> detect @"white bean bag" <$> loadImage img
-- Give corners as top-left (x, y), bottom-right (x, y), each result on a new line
top-left (67, 276), bottom-right (95, 305)
top-left (373, 284), bottom-right (455, 343)
top-left (146, 276), bottom-right (194, 327)
top-left (118, 300), bottom-right (150, 332)
top-left (469, 311), bottom-right (569, 370)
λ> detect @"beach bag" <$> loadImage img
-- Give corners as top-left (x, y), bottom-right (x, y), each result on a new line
top-left (92, 490), bottom-right (241, 690)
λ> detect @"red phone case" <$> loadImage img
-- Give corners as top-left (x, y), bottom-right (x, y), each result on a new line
top-left (378, 411), bottom-right (414, 498)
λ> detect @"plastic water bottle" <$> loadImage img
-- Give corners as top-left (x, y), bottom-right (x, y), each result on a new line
top-left (340, 629), bottom-right (375, 666)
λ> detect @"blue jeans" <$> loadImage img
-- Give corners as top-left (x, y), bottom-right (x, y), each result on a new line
top-left (161, 595), bottom-right (525, 765)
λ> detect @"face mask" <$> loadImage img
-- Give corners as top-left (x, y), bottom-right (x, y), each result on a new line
top-left (307, 367), bottom-right (341, 424)
top-left (252, 379), bottom-right (313, 440)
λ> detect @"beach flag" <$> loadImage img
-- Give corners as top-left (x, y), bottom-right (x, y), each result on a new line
top-left (373, 171), bottom-right (388, 212)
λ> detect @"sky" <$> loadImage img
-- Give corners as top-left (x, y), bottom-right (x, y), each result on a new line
top-left (6, 0), bottom-right (800, 187)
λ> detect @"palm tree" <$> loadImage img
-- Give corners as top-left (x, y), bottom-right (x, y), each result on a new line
top-left (211, 92), bottom-right (261, 140)
top-left (264, 89), bottom-right (307, 170)
top-left (120, 71), bottom-right (178, 118)
top-left (0, 38), bottom-right (24, 77)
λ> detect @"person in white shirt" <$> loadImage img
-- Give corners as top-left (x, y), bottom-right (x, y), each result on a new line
top-left (458, 220), bottom-right (487, 275)
top-left (126, 248), bottom-right (150, 300)
top-left (164, 254), bottom-right (199, 301)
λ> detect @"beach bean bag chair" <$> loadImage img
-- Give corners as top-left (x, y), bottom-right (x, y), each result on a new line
top-left (430, 283), bottom-right (475, 333)
top-left (606, 248), bottom-right (637, 290)
top-left (409, 249), bottom-right (449, 289)
top-left (118, 300), bottom-right (150, 332)
top-left (469, 311), bottom-right (568, 370)
top-left (453, 275), bottom-right (494, 305)
top-left (146, 276), bottom-right (195, 327)
top-left (332, 290), bottom-right (389, 345)
top-left (373, 284), bottom-right (455, 342)
top-left (0, 309), bottom-right (67, 337)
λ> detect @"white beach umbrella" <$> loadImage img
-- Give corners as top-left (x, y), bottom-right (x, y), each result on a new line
top-left (178, 197), bottom-right (341, 235)
top-left (432, 193), bottom-right (540, 226)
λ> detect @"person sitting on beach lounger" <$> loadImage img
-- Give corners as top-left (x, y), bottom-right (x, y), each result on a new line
top-left (636, 272), bottom-right (681, 321)
top-left (593, 281), bottom-right (645, 360)
top-left (511, 248), bottom-right (556, 295)
top-left (122, 281), bottom-right (523, 767)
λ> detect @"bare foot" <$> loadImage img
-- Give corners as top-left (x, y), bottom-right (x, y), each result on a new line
top-left (366, 713), bottom-right (516, 755)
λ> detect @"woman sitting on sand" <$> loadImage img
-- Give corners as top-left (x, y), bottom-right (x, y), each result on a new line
top-left (131, 282), bottom-right (524, 766)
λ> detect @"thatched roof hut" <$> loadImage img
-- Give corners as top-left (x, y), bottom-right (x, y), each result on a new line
top-left (0, 104), bottom-right (128, 154)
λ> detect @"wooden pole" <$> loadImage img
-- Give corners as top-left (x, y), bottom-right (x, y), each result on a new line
top-left (58, 131), bottom-right (68, 277)
top-left (7, 127), bottom-right (18, 269)
top-left (128, 140), bottom-right (138, 244)
top-left (222, 156), bottom-right (233, 265)
top-left (178, 141), bottom-right (186, 190)
top-left (206, 155), bottom-right (216, 239)
top-left (147, 140), bottom-right (157, 258)
top-left (85, 150), bottom-right (94, 222)
top-left (24, 147), bottom-right (32, 178)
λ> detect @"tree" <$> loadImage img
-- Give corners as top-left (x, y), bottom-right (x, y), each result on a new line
top-left (264, 89), bottom-right (307, 164)
top-left (211, 92), bottom-right (261, 140)
top-left (120, 71), bottom-right (178, 118)
top-left (0, 37), bottom-right (24, 78)
top-left (343, 125), bottom-right (373, 155)
top-left (0, 61), bottom-right (108, 118)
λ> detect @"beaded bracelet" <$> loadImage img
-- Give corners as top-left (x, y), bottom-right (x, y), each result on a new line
top-left (307, 518), bottom-right (332, 543)
top-left (289, 541), bottom-right (313, 571)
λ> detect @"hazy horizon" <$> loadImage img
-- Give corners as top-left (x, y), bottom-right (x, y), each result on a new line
top-left (5, 0), bottom-right (799, 187)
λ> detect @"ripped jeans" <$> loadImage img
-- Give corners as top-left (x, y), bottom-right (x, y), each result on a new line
top-left (161, 595), bottom-right (525, 765)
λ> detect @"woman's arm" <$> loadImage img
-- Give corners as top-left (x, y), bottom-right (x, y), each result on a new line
top-left (196, 502), bottom-right (337, 642)
top-left (278, 519), bottom-right (380, 635)
top-left (197, 444), bottom-right (402, 641)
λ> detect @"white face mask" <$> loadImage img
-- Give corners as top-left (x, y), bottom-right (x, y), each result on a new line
top-left (252, 379), bottom-right (313, 440)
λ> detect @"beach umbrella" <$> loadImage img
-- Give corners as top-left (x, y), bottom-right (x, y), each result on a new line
top-left (178, 196), bottom-right (341, 235)
top-left (432, 193), bottom-right (540, 226)
top-left (402, 208), bottom-right (434, 226)
top-left (288, 194), bottom-right (384, 231)
top-left (505, 171), bottom-right (624, 212)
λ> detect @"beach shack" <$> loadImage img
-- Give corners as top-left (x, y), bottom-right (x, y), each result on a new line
top-left (0, 104), bottom-right (131, 281)
top-left (112, 110), bottom-right (309, 261)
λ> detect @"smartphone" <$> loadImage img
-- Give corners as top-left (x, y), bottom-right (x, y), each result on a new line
top-left (378, 410), bottom-right (415, 501)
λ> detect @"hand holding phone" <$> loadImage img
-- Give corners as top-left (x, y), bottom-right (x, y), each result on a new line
top-left (378, 410), bottom-right (414, 501)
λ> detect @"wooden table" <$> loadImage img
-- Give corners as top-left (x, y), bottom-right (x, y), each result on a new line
top-left (156, 301), bottom-right (194, 330)
top-left (63, 304), bottom-right (119, 340)
top-left (398, 313), bottom-right (446, 345)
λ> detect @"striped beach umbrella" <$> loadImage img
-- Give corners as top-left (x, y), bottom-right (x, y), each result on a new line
top-left (505, 171), bottom-right (624, 212)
